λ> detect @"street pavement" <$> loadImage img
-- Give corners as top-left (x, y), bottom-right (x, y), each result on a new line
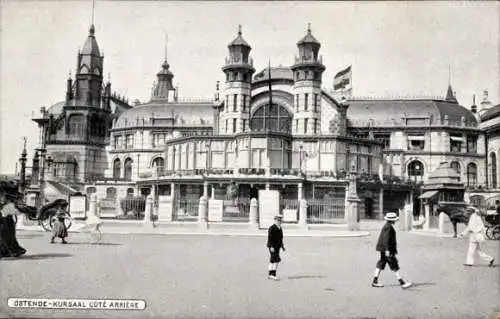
top-left (0, 229), bottom-right (499, 319)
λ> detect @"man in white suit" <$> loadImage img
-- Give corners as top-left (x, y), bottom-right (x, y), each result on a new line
top-left (459, 207), bottom-right (495, 267)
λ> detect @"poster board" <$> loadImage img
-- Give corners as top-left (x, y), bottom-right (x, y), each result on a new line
top-left (69, 194), bottom-right (87, 219)
top-left (258, 190), bottom-right (280, 229)
top-left (208, 200), bottom-right (223, 222)
top-left (158, 196), bottom-right (173, 223)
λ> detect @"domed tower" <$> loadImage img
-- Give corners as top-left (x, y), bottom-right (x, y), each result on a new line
top-left (151, 37), bottom-right (176, 102)
top-left (74, 24), bottom-right (104, 107)
top-left (220, 25), bottom-right (255, 135)
top-left (290, 24), bottom-right (325, 135)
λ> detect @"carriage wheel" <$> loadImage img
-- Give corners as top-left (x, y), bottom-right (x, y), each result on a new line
top-left (49, 215), bottom-right (73, 230)
top-left (492, 225), bottom-right (500, 241)
top-left (486, 227), bottom-right (494, 240)
top-left (40, 217), bottom-right (52, 232)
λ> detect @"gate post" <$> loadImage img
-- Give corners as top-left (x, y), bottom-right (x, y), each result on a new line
top-left (299, 199), bottom-right (308, 229)
top-left (143, 194), bottom-right (154, 228)
top-left (88, 193), bottom-right (98, 218)
top-left (198, 196), bottom-right (208, 229)
top-left (249, 198), bottom-right (258, 229)
top-left (345, 165), bottom-right (361, 231)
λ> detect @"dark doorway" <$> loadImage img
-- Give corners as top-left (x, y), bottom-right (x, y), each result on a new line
top-left (364, 197), bottom-right (374, 219)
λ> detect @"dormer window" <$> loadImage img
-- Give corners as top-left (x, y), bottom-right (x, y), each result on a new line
top-left (407, 135), bottom-right (425, 150)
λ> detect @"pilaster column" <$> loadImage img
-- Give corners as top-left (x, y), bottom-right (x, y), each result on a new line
top-left (203, 181), bottom-right (208, 197)
top-left (298, 182), bottom-right (303, 200)
top-left (379, 188), bottom-right (384, 219)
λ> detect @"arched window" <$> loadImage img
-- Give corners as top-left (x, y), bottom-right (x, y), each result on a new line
top-left (491, 153), bottom-right (497, 188)
top-left (152, 157), bottom-right (165, 174)
top-left (67, 114), bottom-right (85, 136)
top-left (113, 159), bottom-right (121, 179)
top-left (250, 103), bottom-right (291, 134)
top-left (450, 161), bottom-right (461, 181)
top-left (407, 160), bottom-right (424, 182)
top-left (467, 163), bottom-right (477, 187)
top-left (152, 157), bottom-right (165, 167)
top-left (124, 158), bottom-right (133, 181)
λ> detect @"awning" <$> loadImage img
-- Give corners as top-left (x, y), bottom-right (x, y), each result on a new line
top-left (450, 136), bottom-right (464, 142)
top-left (408, 136), bottom-right (425, 141)
top-left (419, 190), bottom-right (439, 199)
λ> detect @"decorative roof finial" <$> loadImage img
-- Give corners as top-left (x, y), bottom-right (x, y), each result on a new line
top-left (164, 32), bottom-right (168, 62)
top-left (307, 22), bottom-right (311, 34)
top-left (238, 24), bottom-right (242, 36)
top-left (68, 70), bottom-right (72, 79)
top-left (91, 0), bottom-right (95, 26)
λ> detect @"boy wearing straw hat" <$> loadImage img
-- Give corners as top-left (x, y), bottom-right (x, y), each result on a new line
top-left (372, 212), bottom-right (412, 289)
top-left (267, 214), bottom-right (286, 280)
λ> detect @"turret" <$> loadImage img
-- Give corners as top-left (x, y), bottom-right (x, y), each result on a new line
top-left (290, 24), bottom-right (325, 135)
top-left (220, 25), bottom-right (255, 134)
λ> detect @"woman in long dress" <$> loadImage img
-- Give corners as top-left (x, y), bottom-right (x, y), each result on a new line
top-left (0, 180), bottom-right (26, 258)
top-left (51, 204), bottom-right (69, 244)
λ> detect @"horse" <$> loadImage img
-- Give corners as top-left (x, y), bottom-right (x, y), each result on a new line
top-left (436, 202), bottom-right (474, 238)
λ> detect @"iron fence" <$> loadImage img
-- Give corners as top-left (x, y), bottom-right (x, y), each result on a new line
top-left (117, 196), bottom-right (147, 220)
top-left (280, 199), bottom-right (299, 223)
top-left (173, 199), bottom-right (199, 221)
top-left (222, 198), bottom-right (250, 222)
top-left (306, 199), bottom-right (345, 224)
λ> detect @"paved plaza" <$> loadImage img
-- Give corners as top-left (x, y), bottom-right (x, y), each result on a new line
top-left (0, 230), bottom-right (499, 319)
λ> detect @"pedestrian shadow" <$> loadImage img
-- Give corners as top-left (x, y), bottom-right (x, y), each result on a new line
top-left (384, 282), bottom-right (436, 289)
top-left (1, 253), bottom-right (73, 261)
top-left (17, 234), bottom-right (44, 239)
top-left (286, 275), bottom-right (326, 280)
top-left (468, 264), bottom-right (500, 268)
top-left (63, 242), bottom-right (122, 246)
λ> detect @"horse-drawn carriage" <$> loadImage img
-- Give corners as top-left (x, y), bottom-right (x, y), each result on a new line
top-left (0, 176), bottom-right (72, 232)
top-left (15, 199), bottom-right (72, 231)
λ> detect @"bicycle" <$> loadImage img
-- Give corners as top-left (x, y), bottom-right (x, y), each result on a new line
top-left (79, 222), bottom-right (102, 244)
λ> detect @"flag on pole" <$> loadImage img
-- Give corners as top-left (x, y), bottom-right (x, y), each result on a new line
top-left (333, 65), bottom-right (352, 92)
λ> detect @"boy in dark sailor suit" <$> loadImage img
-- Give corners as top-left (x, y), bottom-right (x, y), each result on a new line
top-left (267, 214), bottom-right (285, 280)
top-left (372, 212), bottom-right (412, 289)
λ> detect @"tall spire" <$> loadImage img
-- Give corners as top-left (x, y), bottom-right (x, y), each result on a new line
top-left (91, 0), bottom-right (96, 26)
top-left (164, 32), bottom-right (168, 62)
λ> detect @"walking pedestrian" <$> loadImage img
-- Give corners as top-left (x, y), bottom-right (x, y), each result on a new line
top-left (0, 180), bottom-right (26, 258)
top-left (460, 206), bottom-right (495, 267)
top-left (267, 214), bottom-right (285, 281)
top-left (51, 203), bottom-right (69, 244)
top-left (371, 212), bottom-right (412, 289)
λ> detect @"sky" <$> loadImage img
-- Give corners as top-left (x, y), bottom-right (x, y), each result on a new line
top-left (1, 1), bottom-right (499, 174)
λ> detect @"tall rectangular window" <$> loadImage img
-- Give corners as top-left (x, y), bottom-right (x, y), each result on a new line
top-left (225, 119), bottom-right (228, 133)
top-left (242, 119), bottom-right (247, 132)
top-left (304, 93), bottom-right (309, 111)
top-left (304, 118), bottom-right (308, 134)
top-left (126, 134), bottom-right (134, 149)
top-left (225, 95), bottom-right (229, 112)
top-left (296, 119), bottom-right (299, 133)
top-left (242, 95), bottom-right (247, 112)
top-left (467, 135), bottom-right (478, 153)
top-left (233, 94), bottom-right (237, 112)
top-left (295, 94), bottom-right (299, 112)
top-left (313, 119), bottom-right (318, 134)
top-left (314, 94), bottom-right (319, 112)
top-left (233, 118), bottom-right (237, 133)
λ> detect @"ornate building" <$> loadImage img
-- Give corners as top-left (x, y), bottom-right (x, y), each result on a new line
top-left (29, 23), bottom-right (498, 220)
top-left (31, 24), bottom-right (132, 195)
